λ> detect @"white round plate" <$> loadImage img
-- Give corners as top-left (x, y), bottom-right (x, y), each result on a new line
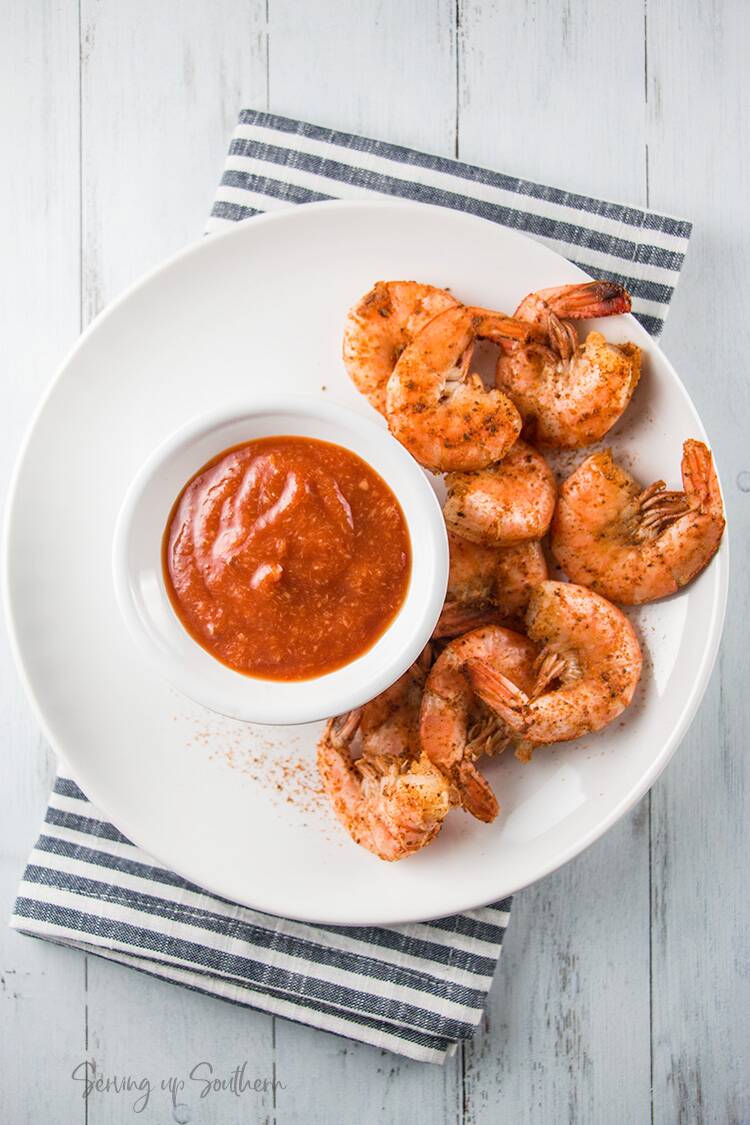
top-left (4, 200), bottom-right (728, 925)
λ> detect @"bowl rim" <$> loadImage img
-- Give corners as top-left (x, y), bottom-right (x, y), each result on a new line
top-left (111, 392), bottom-right (449, 725)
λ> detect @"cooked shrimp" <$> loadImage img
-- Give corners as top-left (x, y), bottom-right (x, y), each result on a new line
top-left (513, 280), bottom-right (633, 329)
top-left (354, 653), bottom-right (429, 759)
top-left (434, 533), bottom-right (548, 637)
top-left (385, 305), bottom-right (528, 471)
top-left (434, 533), bottom-right (502, 638)
top-left (318, 718), bottom-right (452, 861)
top-left (343, 281), bottom-right (459, 414)
top-left (493, 541), bottom-right (549, 619)
top-left (317, 653), bottom-right (454, 860)
top-left (550, 440), bottom-right (725, 604)
top-left (495, 281), bottom-right (641, 448)
top-left (420, 625), bottom-right (540, 820)
top-left (444, 531), bottom-right (500, 606)
top-left (442, 440), bottom-right (557, 545)
top-left (467, 581), bottom-right (642, 757)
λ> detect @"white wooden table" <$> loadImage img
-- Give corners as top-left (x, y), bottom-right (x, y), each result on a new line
top-left (2, 2), bottom-right (748, 1122)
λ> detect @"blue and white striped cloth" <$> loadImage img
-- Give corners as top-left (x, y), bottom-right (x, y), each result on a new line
top-left (207, 110), bottom-right (692, 337)
top-left (12, 110), bottom-right (691, 1064)
top-left (13, 774), bottom-right (510, 1063)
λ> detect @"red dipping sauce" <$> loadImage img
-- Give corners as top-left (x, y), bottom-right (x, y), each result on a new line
top-left (163, 436), bottom-right (411, 680)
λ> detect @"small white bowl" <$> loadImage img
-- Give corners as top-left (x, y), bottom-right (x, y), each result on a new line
top-left (112, 396), bottom-right (448, 725)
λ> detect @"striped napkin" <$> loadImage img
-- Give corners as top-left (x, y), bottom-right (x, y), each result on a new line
top-left (11, 110), bottom-right (691, 1065)
top-left (208, 110), bottom-right (691, 337)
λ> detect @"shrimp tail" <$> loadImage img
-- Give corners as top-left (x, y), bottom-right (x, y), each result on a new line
top-left (542, 280), bottom-right (632, 320)
top-left (667, 439), bottom-right (725, 590)
top-left (433, 600), bottom-right (500, 639)
top-left (682, 439), bottom-right (723, 515)
top-left (456, 759), bottom-right (499, 823)
top-left (466, 658), bottom-right (530, 734)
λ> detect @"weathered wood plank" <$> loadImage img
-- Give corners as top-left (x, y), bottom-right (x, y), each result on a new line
top-left (646, 3), bottom-right (750, 1122)
top-left (271, 1023), bottom-right (461, 1125)
top-left (464, 814), bottom-right (651, 1124)
top-left (265, 1), bottom-right (463, 1120)
top-left (82, 963), bottom-right (277, 1124)
top-left (458, 3), bottom-right (652, 1121)
top-left (267, 0), bottom-right (457, 150)
top-left (77, 6), bottom-right (276, 1124)
top-left (457, 0), bottom-right (646, 204)
top-left (0, 2), bottom-right (85, 1122)
top-left (80, 0), bottom-right (268, 320)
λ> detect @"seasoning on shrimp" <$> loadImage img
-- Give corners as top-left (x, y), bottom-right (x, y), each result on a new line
top-left (317, 651), bottom-right (455, 860)
top-left (442, 440), bottom-right (557, 546)
top-left (550, 439), bottom-right (725, 604)
top-left (467, 581), bottom-right (643, 758)
top-left (343, 280), bottom-right (458, 414)
top-left (385, 305), bottom-right (528, 471)
top-left (434, 532), bottom-right (548, 638)
top-left (420, 625), bottom-right (540, 820)
top-left (495, 281), bottom-right (641, 448)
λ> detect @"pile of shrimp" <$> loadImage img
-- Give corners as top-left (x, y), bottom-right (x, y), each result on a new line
top-left (317, 279), bottom-right (725, 861)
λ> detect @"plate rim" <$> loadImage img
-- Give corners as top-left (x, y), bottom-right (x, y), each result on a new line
top-left (2, 198), bottom-right (730, 924)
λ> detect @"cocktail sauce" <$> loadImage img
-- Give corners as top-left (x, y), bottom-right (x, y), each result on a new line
top-left (163, 436), bottom-right (411, 680)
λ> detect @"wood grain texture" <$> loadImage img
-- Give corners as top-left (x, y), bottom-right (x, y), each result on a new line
top-left (464, 815), bottom-right (651, 1125)
top-left (459, 4), bottom-right (652, 1122)
top-left (1, 1), bottom-right (747, 1122)
top-left (266, 4), bottom-right (463, 1120)
top-left (646, 3), bottom-right (750, 1123)
top-left (83, 963), bottom-right (276, 1124)
top-left (267, 0), bottom-right (457, 149)
top-left (79, 0), bottom-right (268, 319)
top-left (77, 5), bottom-right (277, 1124)
top-left (457, 0), bottom-right (646, 204)
top-left (0, 3), bottom-right (84, 1123)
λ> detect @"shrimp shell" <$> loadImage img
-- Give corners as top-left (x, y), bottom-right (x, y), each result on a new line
top-left (420, 625), bottom-right (540, 820)
top-left (385, 305), bottom-right (527, 471)
top-left (343, 280), bottom-right (459, 414)
top-left (495, 281), bottom-right (641, 448)
top-left (434, 533), bottom-right (548, 637)
top-left (467, 581), bottom-right (643, 753)
top-left (317, 654), bottom-right (454, 860)
top-left (443, 440), bottom-right (557, 546)
top-left (550, 440), bottom-right (725, 604)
